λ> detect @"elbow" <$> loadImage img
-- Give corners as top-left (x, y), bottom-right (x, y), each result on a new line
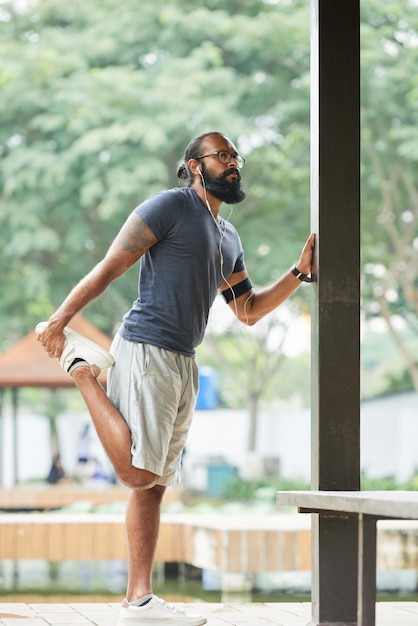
top-left (244, 315), bottom-right (258, 327)
top-left (238, 292), bottom-right (263, 326)
top-left (240, 310), bottom-right (264, 326)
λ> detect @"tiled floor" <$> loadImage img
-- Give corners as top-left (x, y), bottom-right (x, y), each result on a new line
top-left (0, 602), bottom-right (417, 626)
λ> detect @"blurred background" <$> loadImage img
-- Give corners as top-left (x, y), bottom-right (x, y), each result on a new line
top-left (1, 0), bottom-right (418, 603)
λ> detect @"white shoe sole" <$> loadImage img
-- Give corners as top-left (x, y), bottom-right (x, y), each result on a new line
top-left (117, 597), bottom-right (207, 625)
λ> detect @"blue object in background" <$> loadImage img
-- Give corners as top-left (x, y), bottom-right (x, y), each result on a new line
top-left (206, 462), bottom-right (237, 498)
top-left (196, 366), bottom-right (217, 410)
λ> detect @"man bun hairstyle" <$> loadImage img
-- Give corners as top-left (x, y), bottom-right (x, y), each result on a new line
top-left (176, 163), bottom-right (189, 180)
top-left (177, 131), bottom-right (225, 186)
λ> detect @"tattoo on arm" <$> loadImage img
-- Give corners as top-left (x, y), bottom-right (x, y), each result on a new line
top-left (117, 215), bottom-right (156, 255)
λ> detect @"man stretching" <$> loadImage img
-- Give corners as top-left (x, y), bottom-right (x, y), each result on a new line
top-left (37, 131), bottom-right (314, 625)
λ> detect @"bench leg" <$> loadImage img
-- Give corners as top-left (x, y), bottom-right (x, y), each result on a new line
top-left (357, 514), bottom-right (377, 626)
top-left (308, 513), bottom-right (358, 626)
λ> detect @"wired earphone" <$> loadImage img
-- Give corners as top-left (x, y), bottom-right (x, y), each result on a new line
top-left (197, 164), bottom-right (252, 326)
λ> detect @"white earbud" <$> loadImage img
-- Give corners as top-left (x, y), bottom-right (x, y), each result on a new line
top-left (197, 166), bottom-right (201, 174)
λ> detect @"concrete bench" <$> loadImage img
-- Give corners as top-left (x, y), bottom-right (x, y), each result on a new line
top-left (276, 490), bottom-right (418, 626)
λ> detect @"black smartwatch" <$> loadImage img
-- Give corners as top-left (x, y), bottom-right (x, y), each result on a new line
top-left (290, 264), bottom-right (313, 283)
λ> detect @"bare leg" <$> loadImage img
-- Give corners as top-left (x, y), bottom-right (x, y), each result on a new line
top-left (125, 485), bottom-right (165, 601)
top-left (71, 367), bottom-right (166, 601)
top-left (71, 366), bottom-right (158, 488)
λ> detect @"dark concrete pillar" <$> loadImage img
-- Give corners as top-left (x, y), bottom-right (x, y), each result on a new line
top-left (309, 0), bottom-right (361, 623)
top-left (357, 515), bottom-right (378, 626)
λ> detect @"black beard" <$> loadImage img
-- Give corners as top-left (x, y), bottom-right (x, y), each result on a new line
top-left (201, 165), bottom-right (246, 204)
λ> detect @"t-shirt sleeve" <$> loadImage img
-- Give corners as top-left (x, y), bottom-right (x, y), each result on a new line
top-left (227, 227), bottom-right (246, 275)
top-left (233, 249), bottom-right (246, 274)
top-left (134, 190), bottom-right (180, 240)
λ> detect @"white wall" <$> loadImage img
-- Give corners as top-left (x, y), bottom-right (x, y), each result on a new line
top-left (184, 407), bottom-right (311, 486)
top-left (1, 392), bottom-right (417, 487)
top-left (361, 392), bottom-right (418, 482)
top-left (185, 392), bottom-right (418, 486)
top-left (0, 407), bottom-right (111, 487)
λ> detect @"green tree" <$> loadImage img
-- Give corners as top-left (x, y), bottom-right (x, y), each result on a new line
top-left (202, 319), bottom-right (289, 453)
top-left (0, 0), bottom-right (310, 350)
top-left (3, 0), bottom-right (417, 400)
top-left (197, 298), bottom-right (310, 452)
top-left (361, 0), bottom-right (418, 390)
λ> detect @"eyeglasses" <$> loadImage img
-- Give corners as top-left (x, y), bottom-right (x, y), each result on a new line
top-left (197, 150), bottom-right (245, 169)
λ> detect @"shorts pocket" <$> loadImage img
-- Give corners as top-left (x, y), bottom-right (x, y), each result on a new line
top-left (136, 343), bottom-right (150, 376)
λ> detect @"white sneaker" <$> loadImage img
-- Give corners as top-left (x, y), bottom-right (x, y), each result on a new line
top-left (118, 596), bottom-right (207, 626)
top-left (36, 322), bottom-right (114, 378)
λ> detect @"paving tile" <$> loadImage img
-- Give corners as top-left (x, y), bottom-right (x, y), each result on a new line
top-left (1, 601), bottom-right (418, 626)
top-left (0, 605), bottom-right (39, 618)
top-left (28, 606), bottom-right (76, 614)
top-left (376, 602), bottom-right (418, 626)
top-left (0, 620), bottom-right (47, 626)
top-left (28, 606), bottom-right (86, 624)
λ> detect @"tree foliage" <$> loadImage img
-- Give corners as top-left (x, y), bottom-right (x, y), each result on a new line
top-left (1, 0), bottom-right (418, 397)
top-left (360, 0), bottom-right (418, 389)
top-left (0, 0), bottom-right (310, 348)
top-left (199, 309), bottom-right (294, 451)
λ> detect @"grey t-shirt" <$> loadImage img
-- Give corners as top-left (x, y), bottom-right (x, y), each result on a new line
top-left (120, 187), bottom-right (246, 356)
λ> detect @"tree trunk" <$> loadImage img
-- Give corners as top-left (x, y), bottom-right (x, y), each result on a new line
top-left (377, 295), bottom-right (418, 392)
top-left (46, 389), bottom-right (63, 460)
top-left (247, 393), bottom-right (259, 453)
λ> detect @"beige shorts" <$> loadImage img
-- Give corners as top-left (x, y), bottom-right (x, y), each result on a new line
top-left (107, 334), bottom-right (198, 486)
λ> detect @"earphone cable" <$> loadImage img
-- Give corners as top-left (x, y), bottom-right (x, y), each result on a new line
top-left (199, 170), bottom-right (249, 326)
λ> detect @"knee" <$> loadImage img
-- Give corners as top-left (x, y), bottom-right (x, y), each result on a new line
top-left (117, 467), bottom-right (160, 490)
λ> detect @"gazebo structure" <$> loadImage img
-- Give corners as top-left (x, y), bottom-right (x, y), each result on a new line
top-left (0, 314), bottom-right (112, 486)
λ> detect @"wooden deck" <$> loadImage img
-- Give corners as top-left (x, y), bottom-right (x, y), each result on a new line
top-left (0, 484), bottom-right (179, 510)
top-left (0, 602), bottom-right (417, 625)
top-left (0, 512), bottom-right (312, 574)
top-left (0, 485), bottom-right (129, 510)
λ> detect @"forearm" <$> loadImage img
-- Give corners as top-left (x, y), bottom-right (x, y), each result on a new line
top-left (244, 270), bottom-right (302, 325)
